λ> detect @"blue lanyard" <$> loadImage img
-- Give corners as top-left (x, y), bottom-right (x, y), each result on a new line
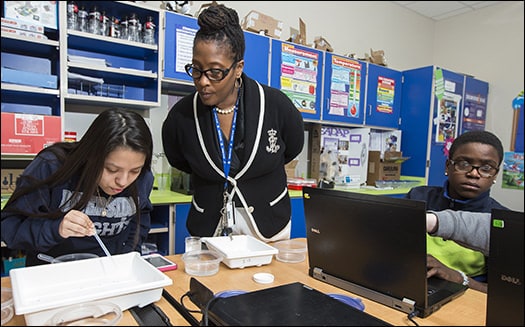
top-left (213, 106), bottom-right (238, 189)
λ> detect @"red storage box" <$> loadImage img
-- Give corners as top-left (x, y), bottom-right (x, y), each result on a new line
top-left (1, 112), bottom-right (61, 154)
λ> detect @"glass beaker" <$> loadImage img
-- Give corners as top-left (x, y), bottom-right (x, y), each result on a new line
top-left (153, 153), bottom-right (171, 191)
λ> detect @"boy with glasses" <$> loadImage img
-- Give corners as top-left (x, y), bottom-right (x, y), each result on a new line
top-left (406, 130), bottom-right (508, 293)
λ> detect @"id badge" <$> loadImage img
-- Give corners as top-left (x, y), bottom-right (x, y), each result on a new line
top-left (226, 201), bottom-right (235, 227)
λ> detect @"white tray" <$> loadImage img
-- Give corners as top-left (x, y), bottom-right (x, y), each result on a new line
top-left (9, 252), bottom-right (172, 326)
top-left (202, 235), bottom-right (278, 269)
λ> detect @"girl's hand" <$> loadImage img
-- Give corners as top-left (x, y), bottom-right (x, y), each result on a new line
top-left (59, 210), bottom-right (95, 238)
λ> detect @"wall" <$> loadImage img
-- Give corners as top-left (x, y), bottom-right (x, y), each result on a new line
top-left (152, 1), bottom-right (524, 211)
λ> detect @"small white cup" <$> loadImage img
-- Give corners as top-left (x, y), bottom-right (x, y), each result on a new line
top-left (185, 236), bottom-right (201, 253)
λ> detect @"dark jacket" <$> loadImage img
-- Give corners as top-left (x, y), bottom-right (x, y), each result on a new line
top-left (405, 181), bottom-right (508, 212)
top-left (1, 150), bottom-right (154, 266)
top-left (162, 74), bottom-right (304, 238)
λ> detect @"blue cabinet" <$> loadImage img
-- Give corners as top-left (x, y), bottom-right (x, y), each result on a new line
top-left (400, 66), bottom-right (488, 186)
top-left (364, 63), bottom-right (403, 129)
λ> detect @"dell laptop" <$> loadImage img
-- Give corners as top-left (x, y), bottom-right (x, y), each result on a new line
top-left (486, 208), bottom-right (524, 326)
top-left (302, 187), bottom-right (467, 318)
top-left (205, 282), bottom-right (391, 326)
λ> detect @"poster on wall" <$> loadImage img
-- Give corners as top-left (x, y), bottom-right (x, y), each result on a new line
top-left (375, 76), bottom-right (395, 114)
top-left (502, 152), bottom-right (524, 190)
top-left (434, 92), bottom-right (461, 143)
top-left (462, 92), bottom-right (487, 132)
top-left (328, 57), bottom-right (362, 118)
top-left (278, 43), bottom-right (319, 114)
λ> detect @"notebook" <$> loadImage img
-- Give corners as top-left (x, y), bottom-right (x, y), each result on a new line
top-left (206, 282), bottom-right (391, 326)
top-left (302, 187), bottom-right (467, 318)
top-left (486, 208), bottom-right (524, 326)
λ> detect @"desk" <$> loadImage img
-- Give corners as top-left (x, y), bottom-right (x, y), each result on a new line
top-left (0, 277), bottom-right (190, 326)
top-left (160, 239), bottom-right (486, 326)
top-left (1, 239), bottom-right (486, 326)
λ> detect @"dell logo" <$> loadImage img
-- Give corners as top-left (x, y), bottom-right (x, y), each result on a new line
top-left (310, 228), bottom-right (320, 234)
top-left (500, 274), bottom-right (521, 285)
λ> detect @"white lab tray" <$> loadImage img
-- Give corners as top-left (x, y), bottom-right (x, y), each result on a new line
top-left (9, 252), bottom-right (172, 326)
top-left (202, 235), bottom-right (278, 269)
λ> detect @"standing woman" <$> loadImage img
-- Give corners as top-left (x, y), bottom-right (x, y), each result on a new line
top-left (1, 108), bottom-right (154, 266)
top-left (162, 4), bottom-right (304, 241)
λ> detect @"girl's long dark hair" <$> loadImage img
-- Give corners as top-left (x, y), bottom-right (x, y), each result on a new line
top-left (4, 108), bottom-right (153, 242)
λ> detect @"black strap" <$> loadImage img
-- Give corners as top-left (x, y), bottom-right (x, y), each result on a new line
top-left (129, 303), bottom-right (172, 326)
top-left (162, 289), bottom-right (201, 326)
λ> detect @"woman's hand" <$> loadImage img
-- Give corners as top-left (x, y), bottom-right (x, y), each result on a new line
top-left (59, 210), bottom-right (95, 238)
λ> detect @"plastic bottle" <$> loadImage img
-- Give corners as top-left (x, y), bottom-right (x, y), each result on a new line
top-left (67, 1), bottom-right (78, 30)
top-left (143, 16), bottom-right (156, 45)
top-left (88, 5), bottom-right (101, 35)
top-left (127, 13), bottom-right (140, 42)
top-left (109, 16), bottom-right (120, 38)
top-left (77, 5), bottom-right (88, 32)
top-left (120, 15), bottom-right (129, 41)
top-left (100, 10), bottom-right (110, 36)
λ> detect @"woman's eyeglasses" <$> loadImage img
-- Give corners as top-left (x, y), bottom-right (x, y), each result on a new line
top-left (185, 61), bottom-right (237, 82)
top-left (449, 159), bottom-right (499, 178)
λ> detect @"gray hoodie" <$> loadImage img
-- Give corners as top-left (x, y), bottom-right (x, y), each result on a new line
top-left (429, 210), bottom-right (491, 256)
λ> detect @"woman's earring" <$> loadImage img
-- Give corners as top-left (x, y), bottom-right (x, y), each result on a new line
top-left (493, 179), bottom-right (497, 184)
top-left (236, 77), bottom-right (243, 89)
top-left (444, 171), bottom-right (448, 176)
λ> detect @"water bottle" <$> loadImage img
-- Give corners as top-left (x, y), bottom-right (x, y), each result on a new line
top-left (143, 16), bottom-right (156, 45)
top-left (120, 15), bottom-right (129, 41)
top-left (100, 11), bottom-right (110, 36)
top-left (109, 16), bottom-right (120, 38)
top-left (67, 1), bottom-right (78, 30)
top-left (88, 5), bottom-right (101, 35)
top-left (127, 13), bottom-right (140, 42)
top-left (77, 5), bottom-right (88, 32)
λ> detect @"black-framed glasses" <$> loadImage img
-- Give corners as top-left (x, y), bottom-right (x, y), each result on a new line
top-left (184, 61), bottom-right (237, 82)
top-left (449, 159), bottom-right (499, 178)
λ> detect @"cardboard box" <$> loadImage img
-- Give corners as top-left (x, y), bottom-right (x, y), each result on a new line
top-left (3, 1), bottom-right (58, 29)
top-left (241, 10), bottom-right (283, 39)
top-left (314, 36), bottom-right (333, 52)
top-left (285, 160), bottom-right (298, 178)
top-left (1, 26), bottom-right (48, 40)
top-left (1, 17), bottom-right (44, 34)
top-left (289, 18), bottom-right (311, 46)
top-left (1, 112), bottom-right (61, 154)
top-left (1, 169), bottom-right (24, 194)
top-left (367, 151), bottom-right (409, 185)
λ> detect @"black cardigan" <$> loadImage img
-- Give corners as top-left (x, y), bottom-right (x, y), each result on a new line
top-left (162, 74), bottom-right (305, 238)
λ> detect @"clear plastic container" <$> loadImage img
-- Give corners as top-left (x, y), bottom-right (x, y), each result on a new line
top-left (182, 249), bottom-right (223, 276)
top-left (272, 239), bottom-right (307, 263)
top-left (45, 301), bottom-right (122, 326)
top-left (1, 287), bottom-right (14, 325)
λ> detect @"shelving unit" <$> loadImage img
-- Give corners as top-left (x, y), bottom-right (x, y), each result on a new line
top-left (60, 1), bottom-right (161, 111)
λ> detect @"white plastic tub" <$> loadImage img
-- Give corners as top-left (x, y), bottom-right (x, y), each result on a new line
top-left (9, 252), bottom-right (172, 326)
top-left (202, 235), bottom-right (278, 269)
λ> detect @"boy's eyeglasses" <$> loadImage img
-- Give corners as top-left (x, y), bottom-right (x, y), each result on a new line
top-left (449, 160), bottom-right (499, 178)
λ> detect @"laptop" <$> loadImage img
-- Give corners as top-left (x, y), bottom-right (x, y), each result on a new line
top-left (204, 281), bottom-right (391, 326)
top-left (486, 208), bottom-right (524, 326)
top-left (302, 187), bottom-right (467, 318)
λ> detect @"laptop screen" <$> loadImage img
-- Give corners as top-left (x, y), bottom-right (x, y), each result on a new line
top-left (303, 187), bottom-right (429, 309)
